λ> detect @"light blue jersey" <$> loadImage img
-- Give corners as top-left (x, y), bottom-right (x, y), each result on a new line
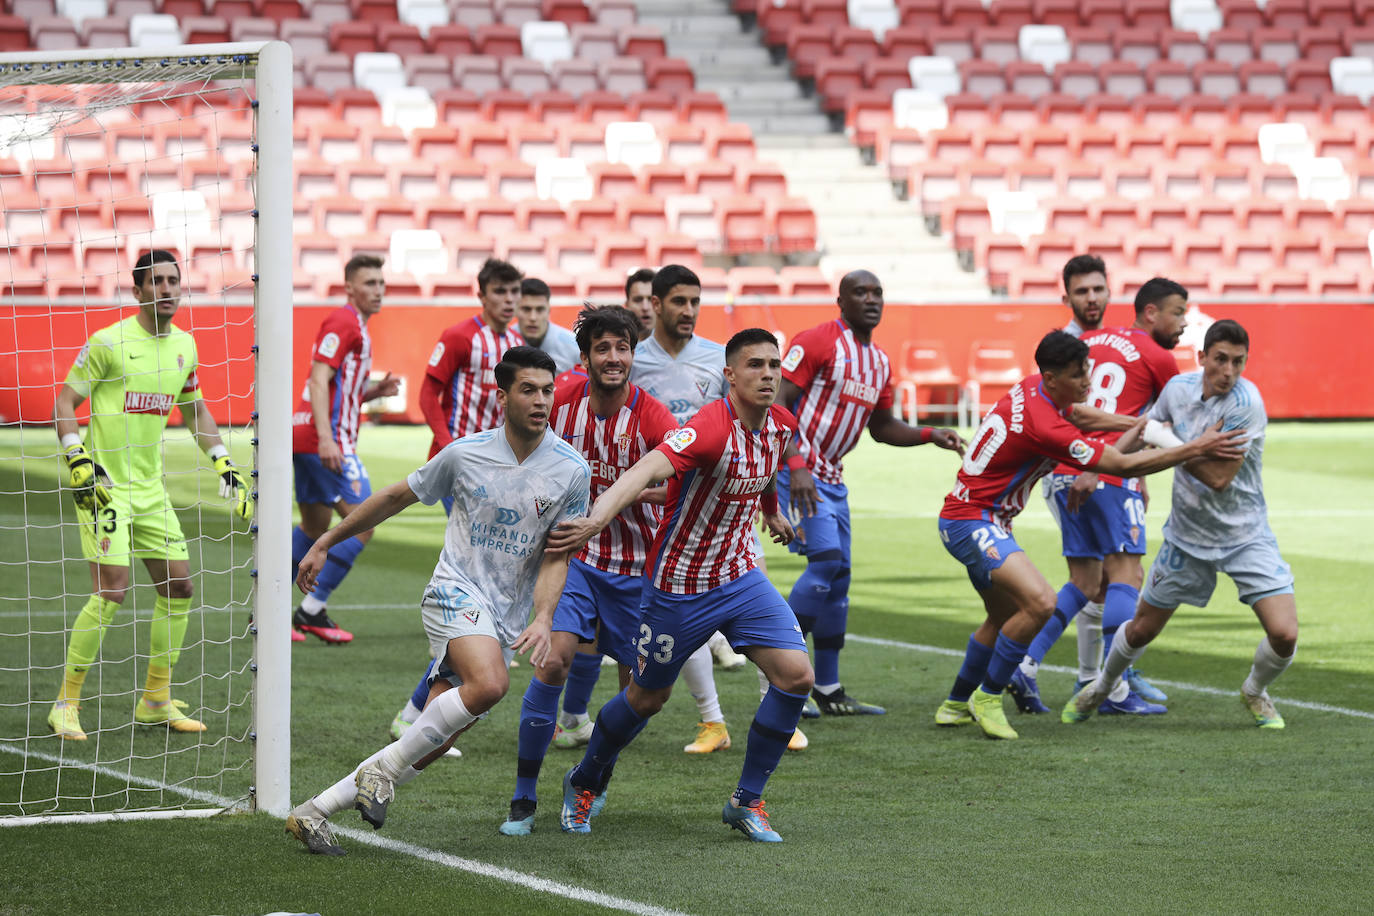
top-left (407, 425), bottom-right (590, 643)
top-left (531, 322), bottom-right (581, 375)
top-left (630, 333), bottom-right (727, 424)
top-left (1149, 371), bottom-right (1270, 560)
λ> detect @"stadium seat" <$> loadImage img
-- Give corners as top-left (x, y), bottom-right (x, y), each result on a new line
top-left (496, 0), bottom-right (543, 26)
top-left (1044, 195), bottom-right (1090, 234)
top-left (960, 59), bottom-right (1008, 97)
top-left (492, 158), bottom-right (537, 199)
top-left (473, 22), bottom-right (522, 55)
top-left (907, 55), bottom-right (961, 98)
top-left (604, 120), bottom-right (661, 167)
top-left (536, 157), bottom-right (594, 204)
top-left (521, 19), bottom-right (573, 64)
top-left (1054, 61), bottom-right (1100, 99)
top-left (648, 231), bottom-right (703, 267)
top-left (1308, 266), bottom-right (1372, 295)
top-left (685, 160), bottom-right (735, 198)
top-left (769, 196), bottom-right (818, 252)
top-left (665, 194), bottom-right (719, 249)
top-left (502, 57), bottom-right (553, 93)
top-left (966, 339), bottom-right (1023, 417)
top-left (600, 58), bottom-right (648, 95)
top-left (777, 264), bottom-right (832, 296)
top-left (576, 267), bottom-right (631, 299)
top-left (1334, 199), bottom-right (1374, 237)
top-left (354, 52), bottom-right (407, 96)
top-left (379, 20), bottom-right (427, 53)
top-left (725, 265), bottom-right (782, 297)
top-left (406, 54), bottom-right (457, 93)
top-left (614, 192), bottom-right (666, 236)
top-left (642, 162), bottom-right (688, 196)
top-left (576, 90), bottom-right (632, 126)
top-left (1006, 262), bottom-right (1061, 297)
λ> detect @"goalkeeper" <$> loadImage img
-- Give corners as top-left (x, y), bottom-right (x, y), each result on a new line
top-left (47, 250), bottom-right (252, 741)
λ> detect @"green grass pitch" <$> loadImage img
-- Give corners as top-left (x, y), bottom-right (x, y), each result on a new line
top-left (1, 422), bottom-right (1371, 915)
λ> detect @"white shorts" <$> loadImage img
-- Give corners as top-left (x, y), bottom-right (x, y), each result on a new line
top-left (419, 585), bottom-right (512, 679)
top-left (1141, 533), bottom-right (1294, 610)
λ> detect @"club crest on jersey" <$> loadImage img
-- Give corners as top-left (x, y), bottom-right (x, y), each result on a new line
top-left (695, 378), bottom-right (711, 398)
top-left (1130, 526), bottom-right (1140, 544)
top-left (666, 427), bottom-right (697, 453)
top-left (782, 344), bottom-right (804, 372)
top-left (351, 479), bottom-right (362, 496)
top-left (177, 353), bottom-right (184, 370)
top-left (984, 544), bottom-right (1001, 562)
top-left (496, 507), bottom-right (523, 525)
top-left (1069, 439), bottom-right (1093, 465)
top-left (534, 496), bottom-right (554, 517)
top-left (463, 607), bottom-right (480, 625)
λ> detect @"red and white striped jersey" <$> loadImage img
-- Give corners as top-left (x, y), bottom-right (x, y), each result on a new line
top-left (551, 378), bottom-right (677, 576)
top-left (425, 316), bottom-right (523, 458)
top-left (293, 303), bottom-right (370, 456)
top-left (650, 398), bottom-right (797, 595)
top-left (781, 318), bottom-right (894, 485)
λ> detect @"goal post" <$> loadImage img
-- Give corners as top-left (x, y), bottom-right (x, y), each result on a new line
top-left (0, 41), bottom-right (293, 822)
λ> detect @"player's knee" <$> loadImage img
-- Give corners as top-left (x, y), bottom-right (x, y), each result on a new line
top-left (1268, 625), bottom-right (1297, 658)
top-left (465, 676), bottom-right (508, 713)
top-left (1027, 588), bottom-right (1058, 627)
top-left (626, 683), bottom-right (669, 717)
top-left (98, 587), bottom-right (128, 605)
top-left (804, 552), bottom-right (847, 589)
top-left (167, 579), bottom-right (193, 600)
top-left (536, 652), bottom-right (572, 686)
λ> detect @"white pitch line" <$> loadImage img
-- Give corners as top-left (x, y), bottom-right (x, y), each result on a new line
top-left (0, 743), bottom-right (688, 916)
top-left (845, 634), bottom-right (1374, 721)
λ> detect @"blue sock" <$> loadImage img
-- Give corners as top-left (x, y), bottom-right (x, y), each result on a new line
top-left (734, 685), bottom-right (808, 806)
top-left (790, 552), bottom-right (846, 682)
top-left (981, 632), bottom-right (1032, 695)
top-left (562, 651), bottom-right (602, 718)
top-left (290, 526), bottom-right (313, 582)
top-left (1027, 582), bottom-right (1089, 664)
top-left (309, 535), bottom-right (365, 604)
top-left (949, 633), bottom-right (994, 702)
top-left (1101, 582), bottom-right (1140, 658)
top-left (813, 574), bottom-right (850, 688)
top-left (573, 691), bottom-right (648, 791)
top-left (409, 660), bottom-right (435, 711)
top-left (514, 678), bottom-right (564, 803)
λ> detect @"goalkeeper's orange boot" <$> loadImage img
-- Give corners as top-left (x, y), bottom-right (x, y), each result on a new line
top-left (48, 702), bottom-right (86, 740)
top-left (135, 698), bottom-right (207, 733)
top-left (293, 607), bottom-right (353, 644)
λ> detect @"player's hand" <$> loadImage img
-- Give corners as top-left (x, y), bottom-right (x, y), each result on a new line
top-left (762, 511), bottom-right (794, 546)
top-left (214, 455), bottom-right (253, 521)
top-left (1195, 420), bottom-right (1247, 461)
top-left (931, 428), bottom-right (966, 456)
top-left (63, 443), bottom-right (112, 512)
top-left (548, 517), bottom-right (600, 554)
top-left (1065, 472), bottom-right (1099, 513)
top-left (788, 467), bottom-right (819, 518)
top-left (370, 372), bottom-right (400, 399)
top-left (512, 620), bottom-right (553, 669)
top-left (318, 438), bottom-right (343, 473)
top-left (297, 544), bottom-right (328, 594)
top-left (1114, 415), bottom-right (1149, 454)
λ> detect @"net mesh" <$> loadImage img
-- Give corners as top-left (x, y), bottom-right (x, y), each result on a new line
top-left (1, 52), bottom-right (260, 818)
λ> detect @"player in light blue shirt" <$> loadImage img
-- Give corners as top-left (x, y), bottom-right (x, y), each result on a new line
top-left (285, 347), bottom-right (593, 855)
top-left (517, 277), bottom-right (581, 375)
top-left (1063, 320), bottom-right (1298, 730)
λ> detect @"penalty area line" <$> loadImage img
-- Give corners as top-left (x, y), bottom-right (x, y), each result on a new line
top-left (0, 743), bottom-right (687, 916)
top-left (846, 634), bottom-right (1374, 721)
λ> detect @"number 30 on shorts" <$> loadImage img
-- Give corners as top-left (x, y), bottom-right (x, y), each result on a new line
top-left (636, 623), bottom-right (674, 664)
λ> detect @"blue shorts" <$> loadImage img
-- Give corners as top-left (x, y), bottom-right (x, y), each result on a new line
top-left (632, 568), bottom-right (806, 690)
top-left (552, 558), bottom-right (642, 666)
top-left (777, 471), bottom-right (850, 562)
top-left (1142, 533), bottom-right (1295, 610)
top-left (293, 452), bottom-right (372, 506)
top-left (938, 516), bottom-right (1024, 592)
top-left (1046, 473), bottom-right (1146, 559)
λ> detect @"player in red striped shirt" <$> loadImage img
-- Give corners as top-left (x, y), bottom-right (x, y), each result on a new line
top-left (498, 305), bottom-right (678, 835)
top-left (934, 330), bottom-right (1244, 740)
top-left (550, 328), bottom-right (815, 843)
top-left (419, 258), bottom-right (524, 461)
top-left (777, 269), bottom-right (964, 717)
top-left (291, 254), bottom-right (401, 644)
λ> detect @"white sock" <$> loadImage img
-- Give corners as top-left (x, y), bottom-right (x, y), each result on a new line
top-left (681, 645), bottom-right (723, 723)
top-left (1018, 656), bottom-right (1039, 678)
top-left (1242, 638), bottom-right (1294, 697)
top-left (380, 687), bottom-right (477, 776)
top-left (560, 710), bottom-right (589, 729)
top-left (1102, 626), bottom-right (1147, 691)
top-left (399, 699), bottom-right (422, 725)
top-left (757, 663), bottom-right (769, 698)
top-left (813, 682), bottom-right (841, 696)
top-left (311, 746), bottom-right (390, 818)
top-left (1076, 601), bottom-right (1104, 683)
top-left (707, 631), bottom-right (730, 654)
top-left (300, 593), bottom-right (326, 614)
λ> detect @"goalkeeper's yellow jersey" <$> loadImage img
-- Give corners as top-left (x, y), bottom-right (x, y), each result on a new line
top-left (64, 316), bottom-right (202, 490)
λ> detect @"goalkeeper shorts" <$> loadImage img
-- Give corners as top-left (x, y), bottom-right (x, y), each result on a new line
top-left (78, 484), bottom-right (189, 565)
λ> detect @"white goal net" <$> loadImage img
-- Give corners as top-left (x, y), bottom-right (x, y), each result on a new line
top-left (0, 42), bottom-right (293, 823)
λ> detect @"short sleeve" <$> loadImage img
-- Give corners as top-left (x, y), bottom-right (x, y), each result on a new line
top-left (63, 335), bottom-right (109, 399)
top-left (425, 325), bottom-right (472, 383)
top-left (1148, 380), bottom-right (1178, 424)
top-left (781, 326), bottom-right (830, 389)
top-left (640, 393), bottom-right (679, 445)
top-left (406, 447), bottom-right (460, 506)
top-left (176, 341), bottom-right (201, 404)
top-left (1036, 414), bottom-right (1107, 469)
top-left (312, 317), bottom-right (358, 371)
top-left (554, 465), bottom-right (591, 525)
top-left (1226, 388), bottom-right (1267, 452)
top-left (654, 408), bottom-right (728, 475)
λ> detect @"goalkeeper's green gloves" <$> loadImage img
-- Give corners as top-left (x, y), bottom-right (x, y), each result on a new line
top-left (63, 443), bottom-right (111, 513)
top-left (214, 455), bottom-right (254, 522)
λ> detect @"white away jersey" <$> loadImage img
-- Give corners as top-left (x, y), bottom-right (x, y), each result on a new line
top-left (1149, 371), bottom-right (1270, 559)
top-left (630, 334), bottom-right (727, 424)
top-left (407, 426), bottom-right (591, 645)
top-left (533, 323), bottom-right (582, 375)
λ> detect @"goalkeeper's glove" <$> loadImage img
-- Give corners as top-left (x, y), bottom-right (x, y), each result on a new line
top-left (214, 455), bottom-right (254, 521)
top-left (63, 443), bottom-right (111, 513)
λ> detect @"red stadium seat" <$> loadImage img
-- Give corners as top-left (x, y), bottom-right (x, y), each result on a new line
top-left (777, 265), bottom-right (832, 296)
top-left (726, 266), bottom-right (783, 297)
top-left (648, 232), bottom-right (703, 267)
top-left (928, 24), bottom-right (974, 61)
top-left (496, 0), bottom-right (543, 26)
top-left (628, 89), bottom-right (678, 126)
top-left (491, 159), bottom-right (537, 199)
top-left (759, 0), bottom-right (804, 46)
top-left (1106, 160), bottom-right (1154, 198)
top-left (543, 0), bottom-right (592, 24)
top-left (973, 26), bottom-right (1020, 65)
top-left (769, 197), bottom-right (818, 252)
top-left (1126, 0), bottom-right (1171, 28)
top-left (786, 24), bottom-right (831, 79)
top-left (1005, 61), bottom-right (1053, 97)
top-left (1262, 0), bottom-right (1309, 28)
top-left (815, 57), bottom-right (864, 112)
top-left (330, 21), bottom-right (378, 54)
top-left (966, 339), bottom-right (1024, 415)
top-left (1236, 197), bottom-right (1285, 235)
top-left (1308, 267), bottom-right (1372, 295)
top-left (1172, 230), bottom-right (1225, 271)
top-left (1044, 195), bottom-right (1090, 234)
top-left (1146, 60), bottom-right (1193, 99)
top-left (991, 92), bottom-right (1039, 129)
top-left (571, 22), bottom-right (618, 59)
top-left (1193, 61), bottom-right (1241, 97)
top-left (864, 59), bottom-right (912, 94)
top-left (883, 25), bottom-right (930, 59)
top-left (1113, 28), bottom-right (1161, 67)
top-left (474, 24), bottom-right (523, 56)
top-left (576, 90), bottom-right (631, 126)
top-left (1239, 60), bottom-right (1285, 96)
top-left (1089, 196), bottom-right (1139, 233)
top-left (530, 90), bottom-right (579, 125)
top-left (1152, 161), bottom-right (1204, 200)
top-left (453, 56), bottom-right (503, 94)
top-left (1334, 199), bottom-right (1374, 238)
top-left (645, 58), bottom-right (693, 92)
top-left (1055, 61), bottom-right (1101, 99)
top-left (988, 0), bottom-right (1032, 28)
top-left (1069, 124), bottom-right (1117, 163)
top-left (407, 54), bottom-right (457, 93)
top-left (576, 268), bottom-right (632, 299)
top-left (1123, 230), bottom-right (1174, 272)
top-left (589, 161), bottom-right (638, 197)
top-left (718, 195), bottom-right (769, 254)
top-left (1274, 230), bottom-right (1323, 270)
top-left (380, 21), bottom-right (425, 54)
top-left (619, 24), bottom-right (666, 58)
top-left (1223, 231), bottom-right (1274, 272)
top-left (1007, 263), bottom-right (1062, 297)
top-left (802, 0), bottom-right (848, 29)
top-left (1186, 196), bottom-right (1236, 233)
top-left (559, 121), bottom-right (608, 161)
top-left (1311, 0), bottom-right (1358, 29)
top-left (428, 24), bottom-right (474, 55)
top-left (617, 194), bottom-right (668, 237)
top-left (569, 197), bottom-right (619, 234)
top-left (678, 91), bottom-right (730, 126)
top-left (739, 162), bottom-right (787, 199)
top-left (460, 121), bottom-right (512, 162)
top-left (1217, 0), bottom-right (1264, 31)
top-left (589, 0), bottom-right (635, 26)
top-left (974, 231), bottom-right (1027, 289)
top-left (642, 163), bottom-right (689, 196)
top-left (687, 161), bottom-right (736, 198)
top-left (547, 231), bottom-right (599, 273)
top-left (1321, 231), bottom-right (1372, 271)
top-left (1207, 267), bottom-right (1262, 296)
top-left (941, 193), bottom-right (990, 252)
top-left (503, 57), bottom-right (553, 93)
top-left (518, 198), bottom-right (570, 235)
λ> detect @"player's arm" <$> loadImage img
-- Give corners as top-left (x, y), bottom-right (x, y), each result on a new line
top-left (779, 378), bottom-right (805, 411)
top-left (548, 450), bottom-right (675, 553)
top-left (782, 437), bottom-right (818, 517)
top-left (1069, 403), bottom-right (1138, 433)
top-left (180, 397), bottom-right (253, 520)
top-left (362, 371), bottom-right (399, 403)
top-left (759, 475), bottom-right (795, 546)
top-left (867, 406), bottom-right (966, 454)
top-left (1178, 454), bottom-right (1244, 491)
top-left (1091, 419), bottom-right (1245, 478)
top-left (418, 373), bottom-right (453, 450)
top-left (512, 549), bottom-right (571, 669)
top-left (307, 360), bottom-right (343, 471)
top-left (53, 383), bottom-right (111, 511)
top-left (298, 478), bottom-right (419, 592)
